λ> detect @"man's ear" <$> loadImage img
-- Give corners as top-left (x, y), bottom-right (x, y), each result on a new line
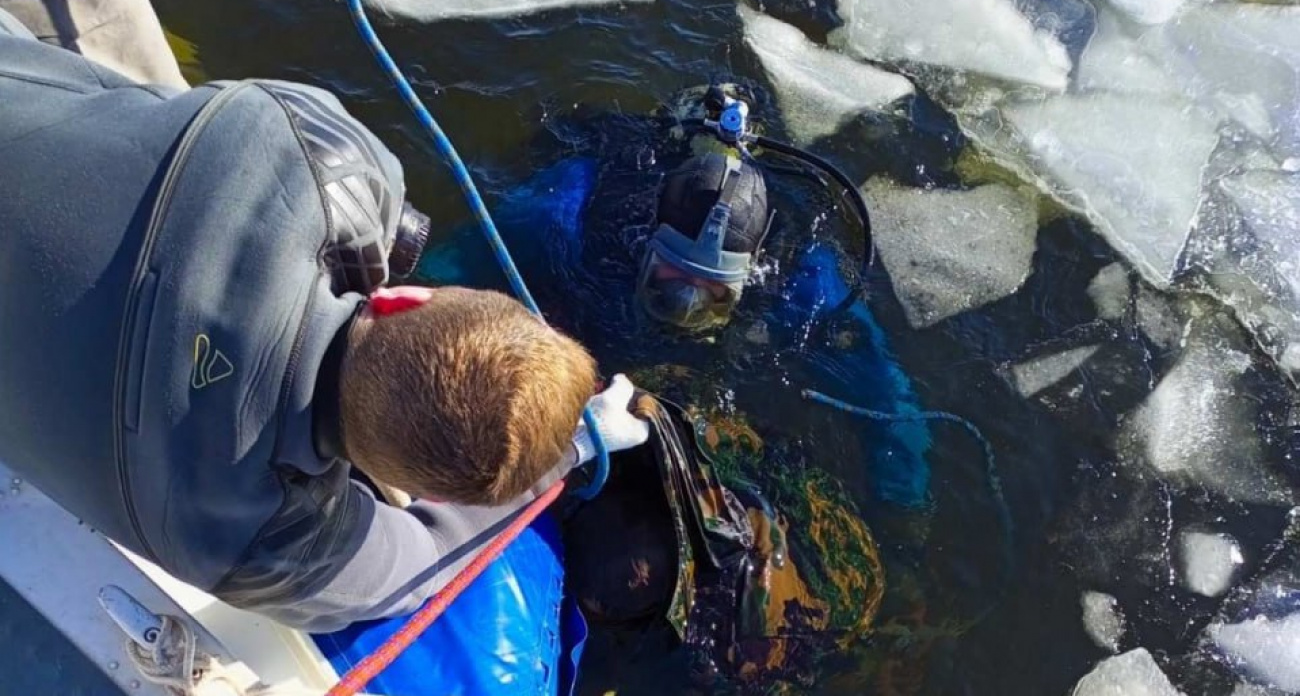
top-left (369, 286), bottom-right (436, 316)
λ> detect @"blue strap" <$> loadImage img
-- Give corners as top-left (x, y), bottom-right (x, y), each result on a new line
top-left (346, 0), bottom-right (610, 498)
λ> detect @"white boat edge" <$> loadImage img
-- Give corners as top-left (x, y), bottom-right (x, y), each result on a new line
top-left (0, 459), bottom-right (381, 696)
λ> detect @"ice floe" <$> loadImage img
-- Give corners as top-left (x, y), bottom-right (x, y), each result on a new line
top-left (361, 0), bottom-right (652, 22)
top-left (1077, 3), bottom-right (1300, 161)
top-left (998, 92), bottom-right (1220, 287)
top-left (1089, 262), bottom-right (1132, 322)
top-left (1071, 648), bottom-right (1183, 696)
top-left (1081, 591), bottom-right (1126, 653)
top-left (1134, 284), bottom-right (1188, 351)
top-left (1008, 345), bottom-right (1102, 398)
top-left (1194, 170), bottom-right (1300, 378)
top-left (737, 6), bottom-right (914, 145)
top-left (1162, 4), bottom-right (1300, 162)
top-left (1119, 312), bottom-right (1293, 505)
top-left (1209, 612), bottom-right (1300, 694)
top-left (862, 179), bottom-right (1039, 329)
top-left (1075, 8), bottom-right (1184, 99)
top-left (1105, 0), bottom-right (1190, 26)
top-left (1179, 531), bottom-right (1243, 598)
top-left (829, 0), bottom-right (1072, 90)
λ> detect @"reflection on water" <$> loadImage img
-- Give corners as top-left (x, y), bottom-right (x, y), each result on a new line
top-left (16, 0), bottom-right (1297, 693)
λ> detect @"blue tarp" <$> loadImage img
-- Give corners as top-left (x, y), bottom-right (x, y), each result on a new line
top-left (313, 514), bottom-right (586, 696)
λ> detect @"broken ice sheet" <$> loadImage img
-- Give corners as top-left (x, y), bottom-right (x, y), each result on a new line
top-left (1209, 612), bottom-right (1300, 694)
top-left (361, 0), bottom-right (652, 21)
top-left (1162, 4), bottom-right (1300, 162)
top-left (1076, 4), bottom-right (1300, 163)
top-left (862, 179), bottom-right (1039, 329)
top-left (995, 92), bottom-right (1220, 287)
top-left (1081, 591), bottom-right (1126, 653)
top-left (1134, 283), bottom-right (1188, 352)
top-left (1007, 344), bottom-right (1101, 397)
top-left (1118, 311), bottom-right (1293, 506)
top-left (738, 5), bottom-right (914, 145)
top-left (1088, 262), bottom-right (1132, 322)
top-left (1075, 7), bottom-right (1186, 100)
top-left (1193, 170), bottom-right (1300, 377)
top-left (829, 0), bottom-right (1072, 90)
top-left (1230, 684), bottom-right (1286, 696)
top-left (1105, 0), bottom-right (1189, 26)
top-left (1179, 531), bottom-right (1243, 598)
top-left (1072, 648), bottom-right (1183, 696)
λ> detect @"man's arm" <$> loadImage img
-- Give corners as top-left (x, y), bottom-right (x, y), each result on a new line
top-left (218, 376), bottom-right (644, 633)
top-left (234, 448), bottom-right (577, 634)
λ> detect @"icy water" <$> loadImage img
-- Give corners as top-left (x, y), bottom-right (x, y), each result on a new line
top-left (8, 0), bottom-right (1300, 693)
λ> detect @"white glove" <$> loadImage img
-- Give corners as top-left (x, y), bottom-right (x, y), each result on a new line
top-left (572, 374), bottom-right (651, 464)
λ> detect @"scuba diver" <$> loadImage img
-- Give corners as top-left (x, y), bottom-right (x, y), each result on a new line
top-left (421, 85), bottom-right (934, 515)
top-left (563, 388), bottom-right (886, 691)
top-left (415, 86), bottom-right (988, 691)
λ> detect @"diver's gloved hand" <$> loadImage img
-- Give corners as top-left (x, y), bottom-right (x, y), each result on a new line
top-left (572, 374), bottom-right (650, 464)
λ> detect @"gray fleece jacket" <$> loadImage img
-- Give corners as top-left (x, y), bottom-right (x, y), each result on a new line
top-left (0, 15), bottom-right (566, 632)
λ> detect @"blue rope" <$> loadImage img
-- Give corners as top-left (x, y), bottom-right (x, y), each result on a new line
top-left (347, 0), bottom-right (610, 499)
top-left (801, 389), bottom-right (1015, 583)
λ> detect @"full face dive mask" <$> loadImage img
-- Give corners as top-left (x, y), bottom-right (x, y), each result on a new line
top-left (636, 154), bottom-right (771, 332)
top-left (564, 391), bottom-right (884, 689)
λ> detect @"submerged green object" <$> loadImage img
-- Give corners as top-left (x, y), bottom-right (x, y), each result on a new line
top-left (566, 386), bottom-right (885, 689)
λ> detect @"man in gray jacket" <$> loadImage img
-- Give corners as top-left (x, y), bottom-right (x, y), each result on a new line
top-left (0, 11), bottom-right (648, 632)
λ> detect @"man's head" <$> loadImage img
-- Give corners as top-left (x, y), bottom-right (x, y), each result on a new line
top-left (637, 153), bottom-right (770, 331)
top-left (340, 286), bottom-right (597, 506)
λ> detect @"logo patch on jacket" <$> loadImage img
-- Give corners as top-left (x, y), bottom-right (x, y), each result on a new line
top-left (191, 334), bottom-right (234, 389)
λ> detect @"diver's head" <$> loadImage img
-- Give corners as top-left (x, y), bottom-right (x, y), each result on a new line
top-left (637, 153), bottom-right (770, 331)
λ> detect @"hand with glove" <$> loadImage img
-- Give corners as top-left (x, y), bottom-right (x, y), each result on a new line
top-left (572, 374), bottom-right (651, 465)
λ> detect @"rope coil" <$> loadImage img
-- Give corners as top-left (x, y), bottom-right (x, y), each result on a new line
top-left (124, 614), bottom-right (205, 694)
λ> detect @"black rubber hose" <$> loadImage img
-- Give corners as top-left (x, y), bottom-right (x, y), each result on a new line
top-left (752, 135), bottom-right (874, 318)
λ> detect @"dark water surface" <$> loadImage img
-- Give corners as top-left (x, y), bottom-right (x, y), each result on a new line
top-left (4, 0), bottom-right (1296, 693)
top-left (145, 0), bottom-right (1300, 694)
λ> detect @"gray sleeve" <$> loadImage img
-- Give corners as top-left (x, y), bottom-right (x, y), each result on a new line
top-left (255, 456), bottom-right (575, 634)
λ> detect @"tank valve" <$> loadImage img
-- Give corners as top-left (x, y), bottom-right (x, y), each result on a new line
top-left (715, 98), bottom-right (750, 144)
